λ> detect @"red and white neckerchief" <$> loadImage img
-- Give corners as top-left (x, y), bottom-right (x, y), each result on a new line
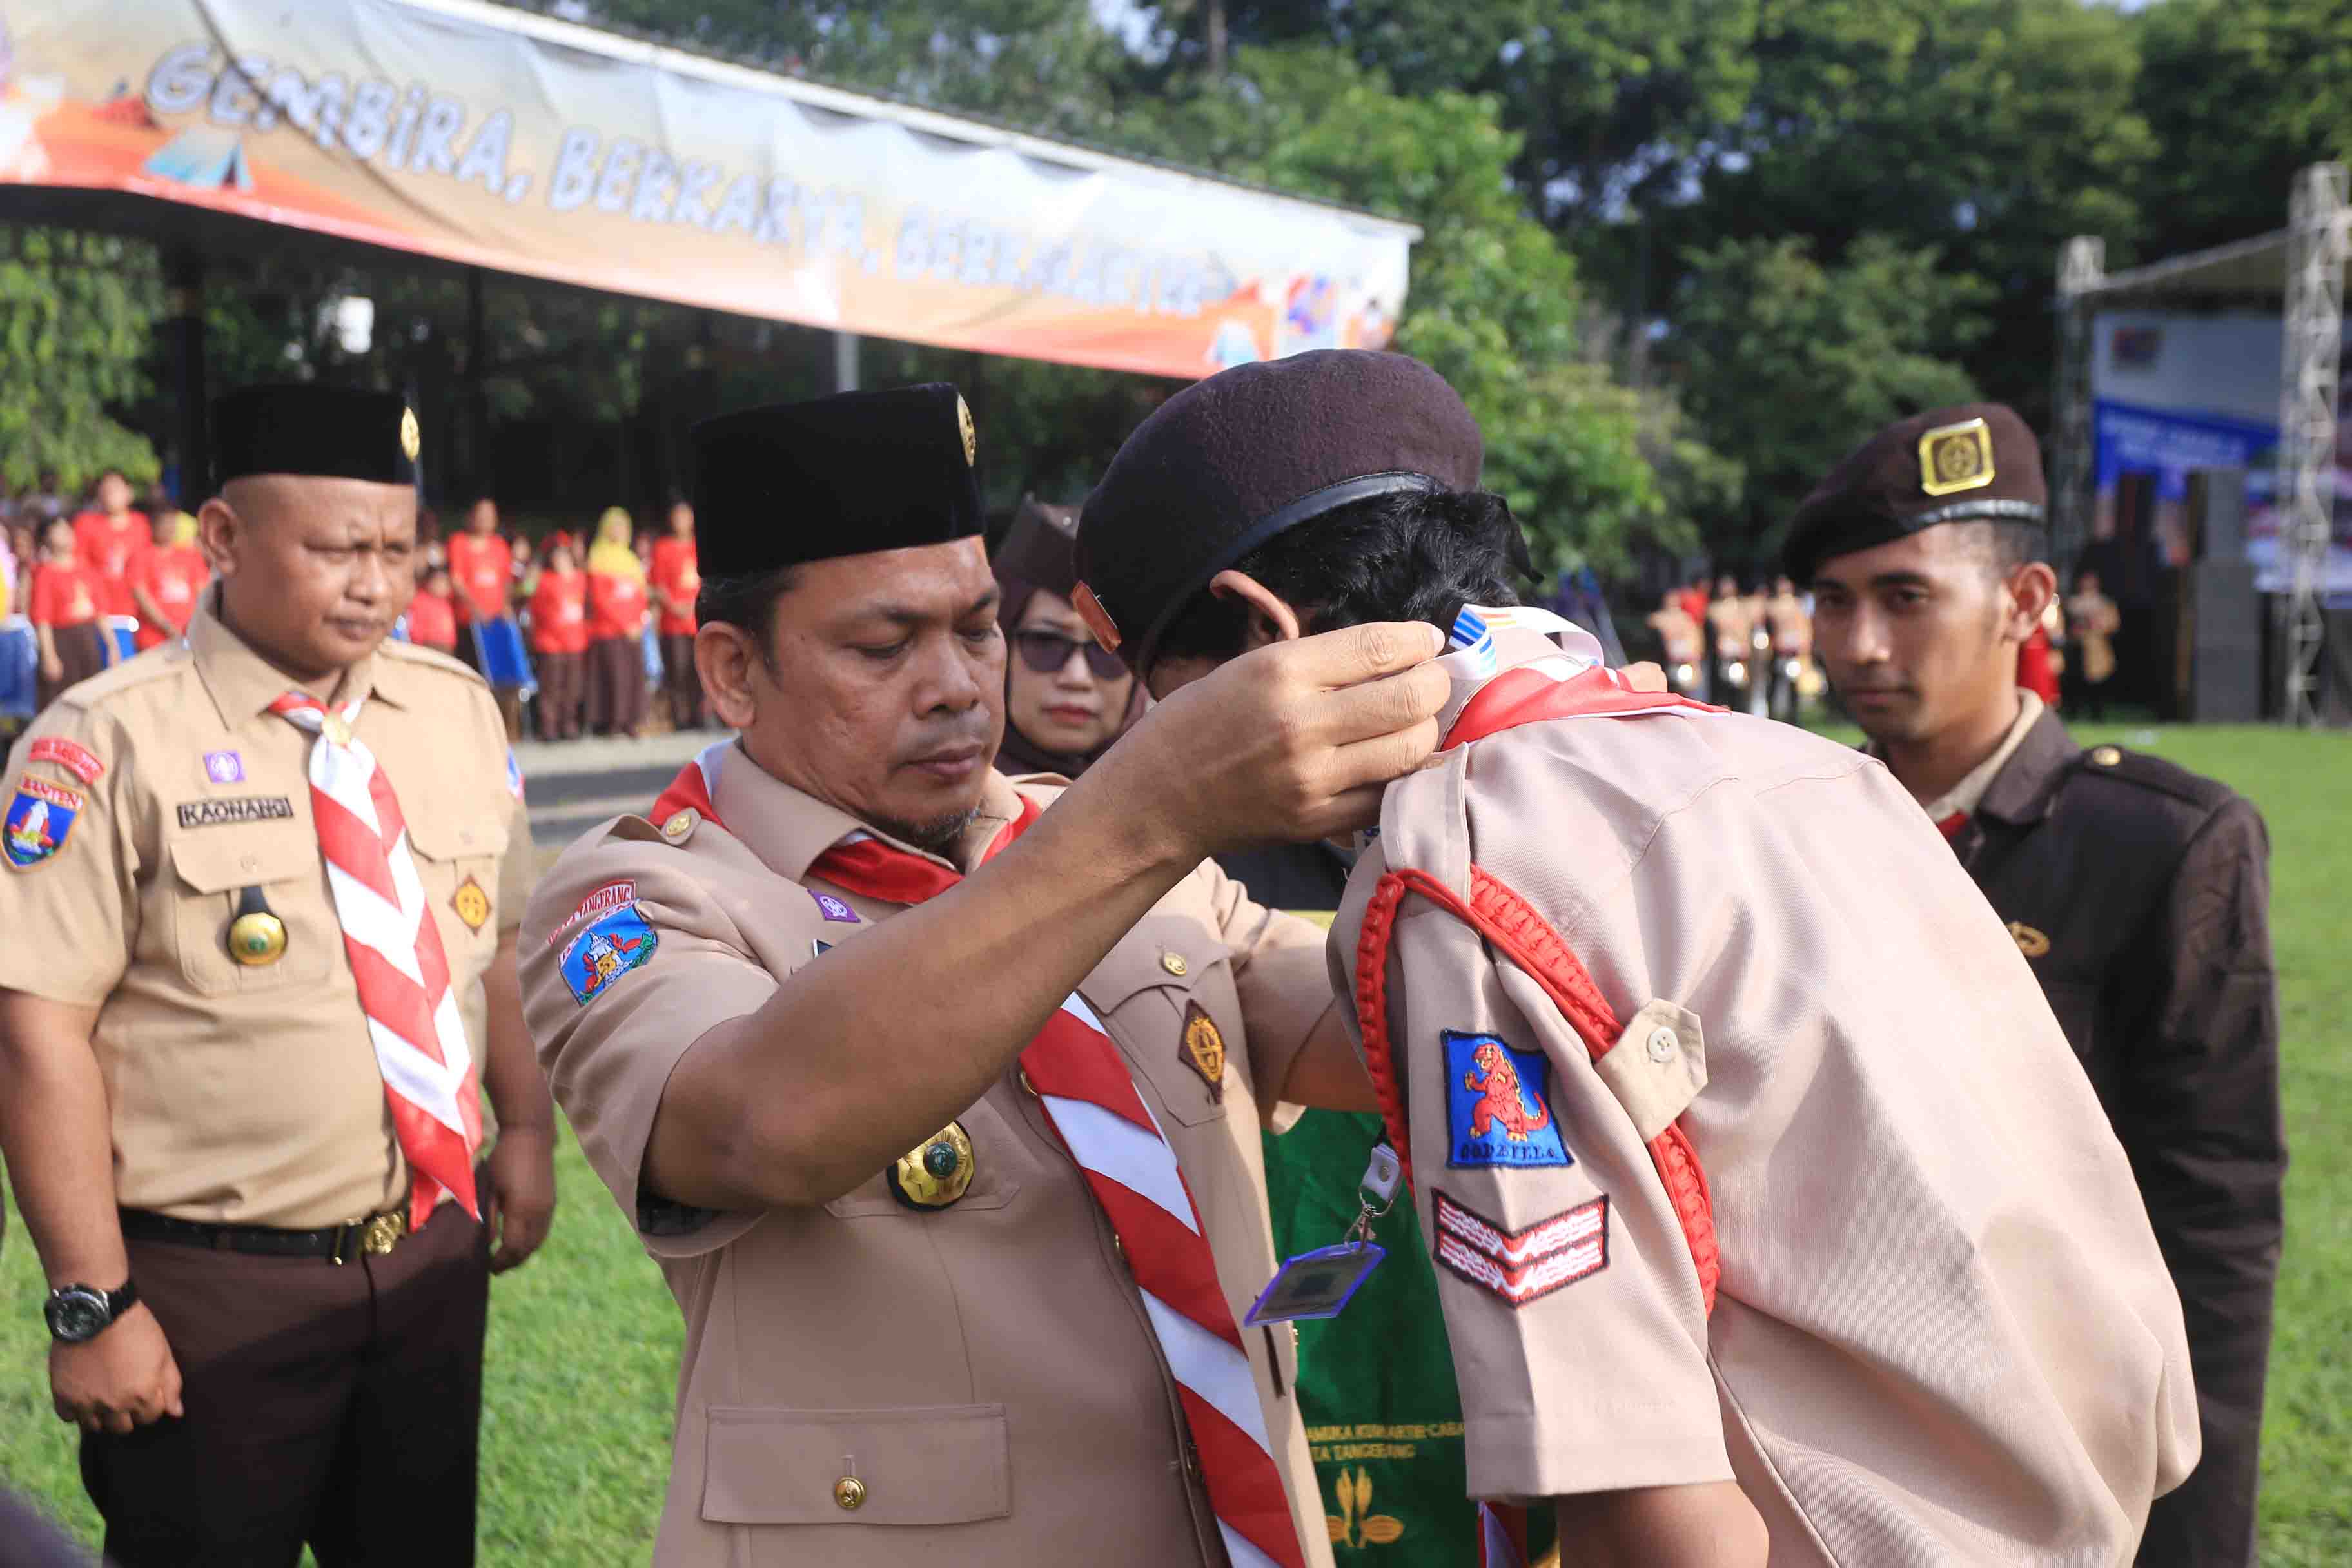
top-left (647, 754), bottom-right (1308, 1568)
top-left (270, 690), bottom-right (482, 1224)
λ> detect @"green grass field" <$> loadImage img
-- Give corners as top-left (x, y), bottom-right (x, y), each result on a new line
top-left (3, 722), bottom-right (2346, 1563)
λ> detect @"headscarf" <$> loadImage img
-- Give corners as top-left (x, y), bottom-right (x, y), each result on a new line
top-left (991, 496), bottom-right (1141, 778)
top-left (587, 505), bottom-right (645, 582)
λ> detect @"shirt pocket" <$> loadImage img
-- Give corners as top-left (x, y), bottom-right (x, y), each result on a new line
top-left (165, 827), bottom-right (335, 995)
top-left (1081, 926), bottom-right (1240, 1128)
top-left (405, 808), bottom-right (510, 969)
top-left (700, 1404), bottom-right (1010, 1530)
top-left (823, 1093), bottom-right (1028, 1220)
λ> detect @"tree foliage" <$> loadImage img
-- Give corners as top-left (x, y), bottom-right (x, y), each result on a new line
top-left (0, 228), bottom-right (162, 490)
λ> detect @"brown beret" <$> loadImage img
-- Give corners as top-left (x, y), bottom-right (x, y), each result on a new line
top-left (1782, 402), bottom-right (2047, 582)
top-left (993, 495), bottom-right (1081, 599)
top-left (1074, 349), bottom-right (1482, 674)
top-left (691, 384), bottom-right (983, 580)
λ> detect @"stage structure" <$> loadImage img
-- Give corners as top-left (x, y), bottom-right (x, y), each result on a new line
top-left (2053, 162), bottom-right (2349, 727)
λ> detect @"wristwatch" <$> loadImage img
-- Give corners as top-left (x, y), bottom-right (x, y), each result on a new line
top-left (44, 1280), bottom-right (138, 1344)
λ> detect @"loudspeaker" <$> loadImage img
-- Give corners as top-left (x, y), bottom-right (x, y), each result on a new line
top-left (2187, 560), bottom-right (2263, 721)
top-left (2186, 468), bottom-right (2249, 561)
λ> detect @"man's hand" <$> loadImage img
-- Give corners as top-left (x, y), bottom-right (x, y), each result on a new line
top-left (484, 1126), bottom-right (556, 1273)
top-left (1620, 661), bottom-right (1669, 692)
top-left (50, 1303), bottom-right (182, 1433)
top-left (1099, 622), bottom-right (1449, 858)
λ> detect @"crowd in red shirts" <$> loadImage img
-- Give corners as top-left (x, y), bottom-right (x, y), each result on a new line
top-left (5, 473), bottom-right (704, 743)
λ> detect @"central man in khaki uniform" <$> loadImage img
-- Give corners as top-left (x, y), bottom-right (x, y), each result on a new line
top-left (1074, 349), bottom-right (2201, 1567)
top-left (521, 386), bottom-right (1456, 1566)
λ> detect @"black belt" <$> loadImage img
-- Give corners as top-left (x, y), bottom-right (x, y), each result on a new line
top-left (120, 1206), bottom-right (411, 1265)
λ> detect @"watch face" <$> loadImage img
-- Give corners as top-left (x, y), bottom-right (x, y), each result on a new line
top-left (46, 1289), bottom-right (109, 1343)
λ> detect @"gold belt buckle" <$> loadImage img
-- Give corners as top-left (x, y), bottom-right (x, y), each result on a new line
top-left (359, 1212), bottom-right (405, 1257)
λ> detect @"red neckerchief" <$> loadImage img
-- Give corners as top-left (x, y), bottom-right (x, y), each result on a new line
top-left (647, 760), bottom-right (1041, 901)
top-left (1936, 810), bottom-right (1970, 843)
top-left (1443, 663), bottom-right (1722, 749)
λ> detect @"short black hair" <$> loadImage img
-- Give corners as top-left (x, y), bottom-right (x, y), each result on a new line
top-left (1152, 487), bottom-right (1522, 669)
top-left (696, 565), bottom-right (800, 654)
top-left (1961, 520), bottom-right (2046, 579)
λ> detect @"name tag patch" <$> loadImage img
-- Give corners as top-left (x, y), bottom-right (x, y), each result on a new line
top-left (5, 776), bottom-right (83, 868)
top-left (559, 905), bottom-right (658, 1005)
top-left (177, 796), bottom-right (295, 830)
top-left (1432, 1188), bottom-right (1609, 1308)
top-left (1442, 1030), bottom-right (1571, 1169)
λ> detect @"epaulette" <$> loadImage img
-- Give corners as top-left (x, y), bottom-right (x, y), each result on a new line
top-left (54, 643), bottom-right (193, 709)
top-left (377, 638), bottom-right (491, 690)
top-left (2066, 744), bottom-right (2234, 813)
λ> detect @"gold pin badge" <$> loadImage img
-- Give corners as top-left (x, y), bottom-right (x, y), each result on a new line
top-left (2008, 921), bottom-right (2052, 959)
top-left (1159, 951), bottom-right (1188, 977)
top-left (322, 714), bottom-right (353, 746)
top-left (1917, 416), bottom-right (1995, 497)
top-left (400, 407), bottom-right (422, 462)
top-left (888, 1120), bottom-right (975, 1209)
top-left (227, 886), bottom-right (288, 966)
top-left (662, 808), bottom-right (698, 839)
top-left (1180, 1001), bottom-right (1227, 1102)
top-left (451, 875), bottom-right (491, 933)
top-left (2090, 745), bottom-right (2122, 767)
top-left (956, 395), bottom-right (977, 467)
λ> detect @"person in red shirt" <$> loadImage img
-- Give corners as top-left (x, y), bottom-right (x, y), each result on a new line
top-left (583, 507), bottom-right (649, 737)
top-left (406, 563), bottom-right (460, 655)
top-left (28, 516), bottom-right (108, 709)
top-left (129, 507), bottom-right (208, 652)
top-left (526, 536), bottom-right (590, 740)
top-left (648, 495), bottom-right (705, 729)
top-left (72, 469), bottom-right (151, 618)
top-left (446, 495), bottom-right (526, 738)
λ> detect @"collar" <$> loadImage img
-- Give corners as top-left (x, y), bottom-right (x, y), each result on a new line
top-left (188, 588), bottom-right (399, 731)
top-left (680, 738), bottom-right (1032, 887)
top-left (1916, 689), bottom-right (2044, 823)
top-left (1972, 701), bottom-right (2081, 827)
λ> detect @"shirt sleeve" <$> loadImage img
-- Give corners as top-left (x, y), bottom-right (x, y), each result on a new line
top-left (2113, 798), bottom-right (2282, 1563)
top-left (1200, 856), bottom-right (1339, 1119)
top-left (1369, 871), bottom-right (1731, 1502)
top-left (0, 703), bottom-right (137, 1006)
top-left (520, 841), bottom-right (782, 1260)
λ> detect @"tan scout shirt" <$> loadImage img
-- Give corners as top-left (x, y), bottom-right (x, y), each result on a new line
top-left (0, 594), bottom-right (534, 1228)
top-left (520, 746), bottom-right (1338, 1568)
top-left (1329, 627), bottom-right (2199, 1565)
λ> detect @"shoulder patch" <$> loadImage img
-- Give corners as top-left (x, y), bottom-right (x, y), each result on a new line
top-left (28, 737), bottom-right (104, 787)
top-left (557, 903), bottom-right (658, 1005)
top-left (5, 776), bottom-right (84, 868)
top-left (545, 879), bottom-right (638, 948)
top-left (1443, 1030), bottom-right (1571, 1170)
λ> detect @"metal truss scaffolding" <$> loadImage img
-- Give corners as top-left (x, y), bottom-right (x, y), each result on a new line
top-left (2278, 164), bottom-right (2348, 727)
top-left (2051, 237), bottom-right (2106, 569)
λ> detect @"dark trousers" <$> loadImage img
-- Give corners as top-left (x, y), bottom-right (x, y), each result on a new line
top-left (660, 632), bottom-right (703, 729)
top-left (35, 623), bottom-right (108, 712)
top-left (532, 650), bottom-right (584, 740)
top-left (81, 1203), bottom-right (489, 1568)
top-left (584, 636), bottom-right (647, 736)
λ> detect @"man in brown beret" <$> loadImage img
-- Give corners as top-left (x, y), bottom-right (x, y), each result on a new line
top-left (1079, 351), bottom-right (2199, 1566)
top-left (1790, 403), bottom-right (2283, 1568)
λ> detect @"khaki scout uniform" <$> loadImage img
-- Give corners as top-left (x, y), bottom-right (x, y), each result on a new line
top-left (0, 591), bottom-right (534, 1225)
top-left (520, 745), bottom-right (1338, 1568)
top-left (1329, 625), bottom-right (2200, 1564)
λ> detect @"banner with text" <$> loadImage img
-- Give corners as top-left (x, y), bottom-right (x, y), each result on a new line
top-left (1, 0), bottom-right (1415, 380)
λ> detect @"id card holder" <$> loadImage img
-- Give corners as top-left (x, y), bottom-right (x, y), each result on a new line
top-left (1244, 1242), bottom-right (1386, 1326)
top-left (1241, 1141), bottom-right (1404, 1328)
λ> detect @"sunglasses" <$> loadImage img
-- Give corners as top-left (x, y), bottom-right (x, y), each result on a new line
top-left (1012, 629), bottom-right (1126, 681)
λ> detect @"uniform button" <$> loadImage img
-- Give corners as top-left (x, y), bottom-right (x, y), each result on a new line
top-left (1182, 1441), bottom-right (1201, 1480)
top-left (2090, 745), bottom-right (2122, 767)
top-left (832, 1476), bottom-right (867, 1511)
top-left (1645, 1026), bottom-right (1678, 1063)
top-left (1110, 1232), bottom-right (1126, 1260)
top-left (1160, 952), bottom-right (1188, 977)
top-left (240, 854), bottom-right (257, 872)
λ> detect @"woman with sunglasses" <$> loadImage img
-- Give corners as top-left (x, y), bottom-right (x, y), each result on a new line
top-left (990, 497), bottom-right (1139, 777)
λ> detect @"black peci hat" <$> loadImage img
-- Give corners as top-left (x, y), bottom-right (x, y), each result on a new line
top-left (210, 384), bottom-right (421, 493)
top-left (691, 383), bottom-right (984, 581)
top-left (1781, 402), bottom-right (2048, 583)
top-left (1073, 350), bottom-right (1483, 676)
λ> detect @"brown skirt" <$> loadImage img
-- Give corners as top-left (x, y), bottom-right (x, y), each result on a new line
top-left (37, 622), bottom-right (109, 712)
top-left (584, 635), bottom-right (647, 736)
top-left (661, 632), bottom-right (704, 729)
top-left (533, 649), bottom-right (585, 740)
